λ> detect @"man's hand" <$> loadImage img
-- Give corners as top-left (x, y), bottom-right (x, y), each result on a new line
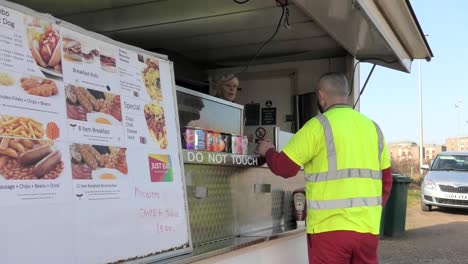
top-left (256, 139), bottom-right (275, 157)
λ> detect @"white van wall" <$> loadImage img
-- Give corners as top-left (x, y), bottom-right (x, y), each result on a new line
top-left (208, 57), bottom-right (347, 96)
top-left (206, 57), bottom-right (355, 143)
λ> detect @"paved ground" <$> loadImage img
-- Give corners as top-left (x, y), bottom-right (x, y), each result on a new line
top-left (379, 203), bottom-right (468, 264)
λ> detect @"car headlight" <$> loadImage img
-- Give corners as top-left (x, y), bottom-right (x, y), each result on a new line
top-left (423, 179), bottom-right (436, 189)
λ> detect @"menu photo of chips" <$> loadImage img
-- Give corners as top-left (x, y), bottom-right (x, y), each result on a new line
top-left (70, 144), bottom-right (128, 180)
top-left (142, 57), bottom-right (162, 102)
top-left (65, 84), bottom-right (122, 125)
top-left (0, 115), bottom-right (60, 141)
top-left (144, 103), bottom-right (167, 149)
top-left (0, 137), bottom-right (64, 180)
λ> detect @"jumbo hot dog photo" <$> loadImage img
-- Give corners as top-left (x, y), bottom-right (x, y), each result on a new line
top-left (24, 16), bottom-right (62, 78)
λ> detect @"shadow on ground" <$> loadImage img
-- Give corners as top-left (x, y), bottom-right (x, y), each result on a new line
top-left (379, 220), bottom-right (468, 264)
top-left (429, 207), bottom-right (468, 215)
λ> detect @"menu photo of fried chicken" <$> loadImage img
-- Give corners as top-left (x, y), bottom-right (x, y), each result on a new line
top-left (20, 76), bottom-right (58, 97)
top-left (65, 84), bottom-right (122, 125)
top-left (70, 144), bottom-right (128, 180)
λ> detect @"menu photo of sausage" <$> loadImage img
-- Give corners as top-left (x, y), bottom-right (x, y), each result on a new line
top-left (0, 136), bottom-right (64, 180)
top-left (65, 84), bottom-right (122, 125)
top-left (70, 144), bottom-right (128, 180)
top-left (24, 15), bottom-right (62, 78)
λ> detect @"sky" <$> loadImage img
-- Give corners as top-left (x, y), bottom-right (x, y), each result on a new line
top-left (359, 0), bottom-right (468, 145)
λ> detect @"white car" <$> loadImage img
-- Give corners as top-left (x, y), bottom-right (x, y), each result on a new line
top-left (421, 152), bottom-right (468, 211)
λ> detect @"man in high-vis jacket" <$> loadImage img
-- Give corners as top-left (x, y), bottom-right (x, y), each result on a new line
top-left (256, 72), bottom-right (392, 264)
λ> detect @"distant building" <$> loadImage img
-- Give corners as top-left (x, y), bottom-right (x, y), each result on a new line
top-left (445, 137), bottom-right (468, 152)
top-left (388, 141), bottom-right (445, 163)
top-left (424, 144), bottom-right (446, 161)
top-left (388, 141), bottom-right (419, 162)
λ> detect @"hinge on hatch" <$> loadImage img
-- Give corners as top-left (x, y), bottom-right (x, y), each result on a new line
top-left (351, 0), bottom-right (361, 11)
top-left (275, 0), bottom-right (288, 6)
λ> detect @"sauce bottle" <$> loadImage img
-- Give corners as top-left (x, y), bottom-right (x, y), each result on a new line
top-left (292, 188), bottom-right (306, 228)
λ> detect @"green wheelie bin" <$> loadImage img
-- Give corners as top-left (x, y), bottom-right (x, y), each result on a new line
top-left (382, 174), bottom-right (411, 237)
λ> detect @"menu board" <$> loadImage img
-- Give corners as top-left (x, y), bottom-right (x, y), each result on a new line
top-left (0, 2), bottom-right (191, 264)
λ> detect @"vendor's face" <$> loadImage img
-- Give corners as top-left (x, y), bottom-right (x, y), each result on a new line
top-left (220, 77), bottom-right (239, 102)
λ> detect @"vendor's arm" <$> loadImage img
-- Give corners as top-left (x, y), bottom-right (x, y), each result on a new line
top-left (382, 167), bottom-right (392, 207)
top-left (265, 149), bottom-right (301, 178)
top-left (256, 119), bottom-right (320, 178)
top-left (380, 139), bottom-right (393, 207)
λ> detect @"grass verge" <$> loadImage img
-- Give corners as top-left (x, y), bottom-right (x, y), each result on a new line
top-left (407, 189), bottom-right (421, 207)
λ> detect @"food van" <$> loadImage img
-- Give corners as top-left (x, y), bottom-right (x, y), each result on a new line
top-left (0, 0), bottom-right (432, 263)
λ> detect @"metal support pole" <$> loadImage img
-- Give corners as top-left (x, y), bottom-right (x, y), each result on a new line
top-left (419, 60), bottom-right (424, 174)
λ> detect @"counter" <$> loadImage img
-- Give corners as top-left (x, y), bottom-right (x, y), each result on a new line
top-left (151, 226), bottom-right (306, 264)
top-left (153, 155), bottom-right (306, 264)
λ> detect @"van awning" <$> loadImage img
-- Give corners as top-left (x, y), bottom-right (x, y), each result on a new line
top-left (293, 0), bottom-right (433, 72)
top-left (8, 0), bottom-right (432, 73)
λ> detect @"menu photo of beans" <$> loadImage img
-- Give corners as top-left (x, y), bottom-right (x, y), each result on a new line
top-left (0, 136), bottom-right (64, 180)
top-left (70, 143), bottom-right (128, 180)
top-left (65, 84), bottom-right (122, 126)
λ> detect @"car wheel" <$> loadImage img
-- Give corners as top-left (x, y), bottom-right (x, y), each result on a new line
top-left (421, 200), bottom-right (432, 212)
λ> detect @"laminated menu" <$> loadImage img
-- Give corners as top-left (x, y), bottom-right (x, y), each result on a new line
top-left (0, 2), bottom-right (191, 264)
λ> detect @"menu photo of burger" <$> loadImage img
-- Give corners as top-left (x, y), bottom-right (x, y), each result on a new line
top-left (25, 16), bottom-right (62, 78)
top-left (62, 36), bottom-right (82, 62)
top-left (62, 32), bottom-right (100, 64)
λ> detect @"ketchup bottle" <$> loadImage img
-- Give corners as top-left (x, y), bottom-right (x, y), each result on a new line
top-left (292, 188), bottom-right (306, 228)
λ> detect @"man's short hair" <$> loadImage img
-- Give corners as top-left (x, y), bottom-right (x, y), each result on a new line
top-left (318, 72), bottom-right (350, 97)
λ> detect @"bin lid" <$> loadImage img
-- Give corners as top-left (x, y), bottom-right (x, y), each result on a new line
top-left (392, 174), bottom-right (412, 183)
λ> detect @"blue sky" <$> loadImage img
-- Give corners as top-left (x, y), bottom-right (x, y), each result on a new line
top-left (360, 0), bottom-right (467, 145)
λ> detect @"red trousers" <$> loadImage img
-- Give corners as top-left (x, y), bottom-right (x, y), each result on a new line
top-left (307, 231), bottom-right (379, 264)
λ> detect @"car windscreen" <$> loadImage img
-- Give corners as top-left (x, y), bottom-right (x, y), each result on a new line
top-left (432, 154), bottom-right (468, 171)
